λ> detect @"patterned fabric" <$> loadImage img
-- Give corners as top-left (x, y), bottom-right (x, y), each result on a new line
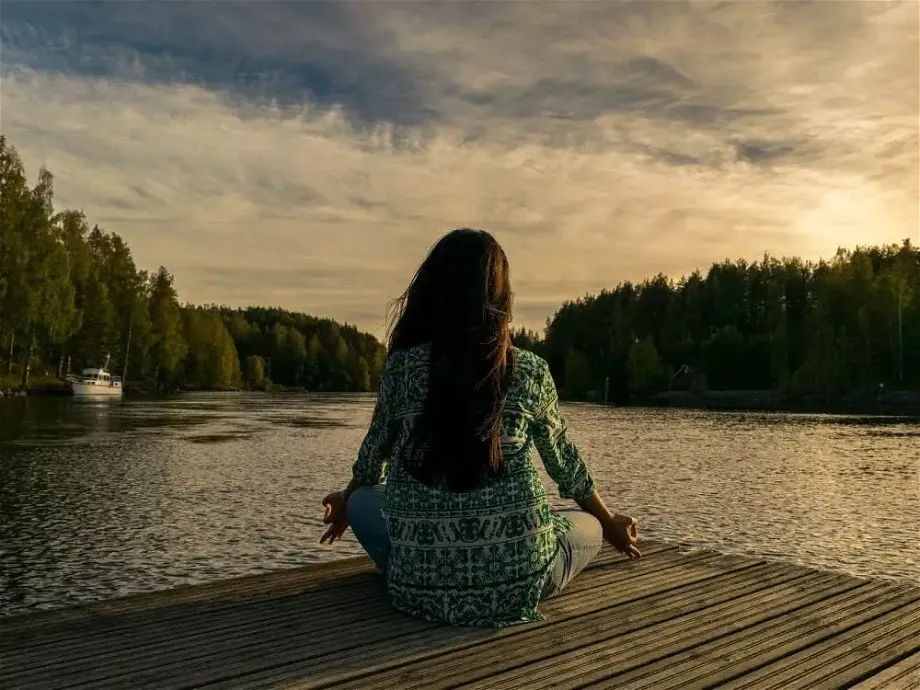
top-left (351, 345), bottom-right (597, 628)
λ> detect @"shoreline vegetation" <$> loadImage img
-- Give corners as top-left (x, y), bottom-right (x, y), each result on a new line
top-left (1, 137), bottom-right (387, 398)
top-left (4, 382), bottom-right (918, 417)
top-left (2, 137), bottom-right (918, 414)
top-left (4, 374), bottom-right (918, 416)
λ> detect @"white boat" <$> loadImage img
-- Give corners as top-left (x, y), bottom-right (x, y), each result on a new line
top-left (68, 357), bottom-right (123, 398)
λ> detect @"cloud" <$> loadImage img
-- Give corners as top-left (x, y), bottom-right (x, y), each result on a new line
top-left (1, 1), bottom-right (917, 336)
top-left (733, 139), bottom-right (802, 166)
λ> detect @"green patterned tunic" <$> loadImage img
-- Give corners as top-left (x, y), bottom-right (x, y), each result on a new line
top-left (351, 345), bottom-right (596, 627)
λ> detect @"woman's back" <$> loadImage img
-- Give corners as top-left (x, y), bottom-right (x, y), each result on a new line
top-left (322, 229), bottom-right (639, 628)
top-left (351, 344), bottom-right (598, 627)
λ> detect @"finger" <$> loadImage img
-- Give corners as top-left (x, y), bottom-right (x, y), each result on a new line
top-left (629, 545), bottom-right (642, 558)
top-left (327, 523), bottom-right (343, 544)
top-left (320, 526), bottom-right (334, 544)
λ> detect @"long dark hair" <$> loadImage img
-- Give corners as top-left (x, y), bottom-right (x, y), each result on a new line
top-left (387, 229), bottom-right (514, 491)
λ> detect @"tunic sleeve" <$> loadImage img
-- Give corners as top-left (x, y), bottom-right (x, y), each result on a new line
top-left (351, 356), bottom-right (396, 485)
top-left (529, 358), bottom-right (596, 501)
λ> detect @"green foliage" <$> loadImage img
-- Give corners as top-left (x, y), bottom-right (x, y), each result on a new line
top-left (627, 335), bottom-right (664, 394)
top-left (563, 349), bottom-right (591, 398)
top-left (0, 140), bottom-right (79, 386)
top-left (245, 354), bottom-right (266, 388)
top-left (540, 245), bottom-right (920, 400)
top-left (148, 267), bottom-right (187, 388)
top-left (182, 308), bottom-right (240, 389)
top-left (702, 326), bottom-right (745, 390)
top-left (0, 138), bottom-right (387, 393)
top-left (223, 307), bottom-right (386, 391)
top-left (511, 327), bottom-right (543, 356)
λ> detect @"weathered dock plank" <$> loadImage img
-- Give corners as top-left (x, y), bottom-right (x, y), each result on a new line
top-left (603, 581), bottom-right (920, 689)
top-left (718, 595), bottom-right (920, 690)
top-left (850, 652), bottom-right (920, 690)
top-left (0, 541), bottom-right (915, 690)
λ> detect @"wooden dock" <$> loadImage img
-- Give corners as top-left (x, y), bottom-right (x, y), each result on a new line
top-left (1, 542), bottom-right (918, 689)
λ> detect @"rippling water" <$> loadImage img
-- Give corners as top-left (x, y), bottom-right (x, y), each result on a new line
top-left (1, 393), bottom-right (917, 616)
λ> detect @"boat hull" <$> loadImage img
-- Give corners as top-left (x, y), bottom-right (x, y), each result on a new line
top-left (71, 381), bottom-right (123, 398)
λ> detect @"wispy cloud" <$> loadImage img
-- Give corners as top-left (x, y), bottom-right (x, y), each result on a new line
top-left (1, 1), bottom-right (916, 335)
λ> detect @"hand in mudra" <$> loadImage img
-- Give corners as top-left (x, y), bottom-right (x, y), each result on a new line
top-left (320, 491), bottom-right (350, 545)
top-left (603, 513), bottom-right (641, 558)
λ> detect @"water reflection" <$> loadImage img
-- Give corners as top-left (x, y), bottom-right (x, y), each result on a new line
top-left (0, 395), bottom-right (917, 616)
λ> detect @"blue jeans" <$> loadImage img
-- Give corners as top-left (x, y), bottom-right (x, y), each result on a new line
top-left (347, 485), bottom-right (603, 599)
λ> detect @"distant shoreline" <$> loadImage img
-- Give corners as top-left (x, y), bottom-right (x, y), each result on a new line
top-left (633, 389), bottom-right (920, 417)
top-left (0, 383), bottom-right (371, 398)
top-left (4, 383), bottom-right (920, 417)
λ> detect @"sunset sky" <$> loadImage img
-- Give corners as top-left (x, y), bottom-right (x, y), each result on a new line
top-left (2, 1), bottom-right (917, 336)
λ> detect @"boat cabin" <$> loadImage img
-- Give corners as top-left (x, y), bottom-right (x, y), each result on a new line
top-left (75, 368), bottom-right (122, 385)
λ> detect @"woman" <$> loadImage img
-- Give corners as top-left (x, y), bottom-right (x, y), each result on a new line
top-left (320, 228), bottom-right (639, 628)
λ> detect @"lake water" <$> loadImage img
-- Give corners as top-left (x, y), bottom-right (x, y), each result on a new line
top-left (1, 394), bottom-right (918, 617)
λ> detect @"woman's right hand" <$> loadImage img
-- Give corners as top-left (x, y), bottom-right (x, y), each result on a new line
top-left (320, 491), bottom-right (350, 545)
top-left (602, 513), bottom-right (641, 558)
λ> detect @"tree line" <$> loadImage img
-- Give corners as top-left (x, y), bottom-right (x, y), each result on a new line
top-left (0, 137), bottom-right (386, 393)
top-left (513, 240), bottom-right (919, 401)
top-left (3, 136), bottom-right (917, 400)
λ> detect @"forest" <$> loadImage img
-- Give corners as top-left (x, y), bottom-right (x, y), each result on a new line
top-left (513, 240), bottom-right (919, 401)
top-left (2, 136), bottom-right (917, 400)
top-left (0, 137), bottom-right (387, 393)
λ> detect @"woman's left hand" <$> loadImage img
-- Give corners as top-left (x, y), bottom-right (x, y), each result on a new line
top-left (320, 491), bottom-right (350, 544)
top-left (602, 513), bottom-right (641, 559)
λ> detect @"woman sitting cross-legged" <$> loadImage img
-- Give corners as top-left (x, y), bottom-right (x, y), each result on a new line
top-left (320, 228), bottom-right (640, 628)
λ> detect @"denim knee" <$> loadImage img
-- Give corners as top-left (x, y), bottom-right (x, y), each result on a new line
top-left (347, 485), bottom-right (387, 530)
top-left (346, 485), bottom-right (390, 573)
